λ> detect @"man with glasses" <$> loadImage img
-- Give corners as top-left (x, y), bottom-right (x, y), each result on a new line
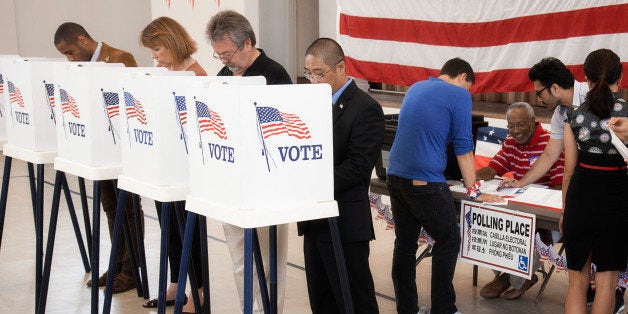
top-left (476, 102), bottom-right (563, 300)
top-left (499, 57), bottom-right (586, 189)
top-left (209, 10), bottom-right (292, 84)
top-left (206, 10), bottom-right (292, 313)
top-left (299, 37), bottom-right (383, 313)
top-left (503, 57), bottom-right (626, 313)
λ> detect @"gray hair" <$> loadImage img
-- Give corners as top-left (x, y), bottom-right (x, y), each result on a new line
top-left (506, 102), bottom-right (535, 119)
top-left (206, 10), bottom-right (256, 48)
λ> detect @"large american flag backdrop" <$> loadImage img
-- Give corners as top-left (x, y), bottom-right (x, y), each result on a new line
top-left (338, 0), bottom-right (628, 93)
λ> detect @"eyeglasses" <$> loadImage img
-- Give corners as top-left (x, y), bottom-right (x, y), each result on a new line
top-left (213, 46), bottom-right (242, 61)
top-left (535, 86), bottom-right (547, 98)
top-left (506, 121), bottom-right (530, 130)
top-left (304, 60), bottom-right (343, 81)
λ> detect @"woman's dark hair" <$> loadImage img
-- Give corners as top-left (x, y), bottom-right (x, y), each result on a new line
top-left (583, 49), bottom-right (622, 119)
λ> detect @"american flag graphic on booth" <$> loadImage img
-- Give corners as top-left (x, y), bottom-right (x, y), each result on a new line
top-left (195, 100), bottom-right (227, 140)
top-left (45, 83), bottom-right (55, 108)
top-left (8, 81), bottom-right (25, 107)
top-left (175, 95), bottom-right (187, 125)
top-left (59, 88), bottom-right (80, 118)
top-left (0, 74), bottom-right (4, 94)
top-left (102, 91), bottom-right (120, 118)
top-left (256, 106), bottom-right (311, 139)
top-left (123, 91), bottom-right (147, 125)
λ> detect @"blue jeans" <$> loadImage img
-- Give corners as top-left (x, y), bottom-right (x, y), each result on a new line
top-left (387, 175), bottom-right (460, 314)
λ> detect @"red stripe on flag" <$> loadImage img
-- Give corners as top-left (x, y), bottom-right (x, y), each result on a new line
top-left (345, 57), bottom-right (628, 93)
top-left (339, 4), bottom-right (628, 47)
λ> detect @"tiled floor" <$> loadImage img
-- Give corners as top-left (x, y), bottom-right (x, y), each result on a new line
top-left (0, 157), bottom-right (578, 313)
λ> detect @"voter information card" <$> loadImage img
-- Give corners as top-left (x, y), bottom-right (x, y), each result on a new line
top-left (460, 200), bottom-right (536, 279)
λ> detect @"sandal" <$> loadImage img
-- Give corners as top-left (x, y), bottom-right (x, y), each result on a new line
top-left (142, 295), bottom-right (188, 308)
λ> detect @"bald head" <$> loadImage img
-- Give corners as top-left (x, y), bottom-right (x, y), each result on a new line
top-left (305, 38), bottom-right (345, 68)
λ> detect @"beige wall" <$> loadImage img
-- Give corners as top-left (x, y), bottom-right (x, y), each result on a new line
top-left (0, 0), bottom-right (340, 78)
top-left (1, 0), bottom-right (153, 66)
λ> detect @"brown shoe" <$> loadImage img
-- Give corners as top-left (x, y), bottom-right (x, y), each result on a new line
top-left (85, 271), bottom-right (108, 288)
top-left (502, 274), bottom-right (538, 300)
top-left (480, 273), bottom-right (511, 298)
top-left (111, 272), bottom-right (136, 294)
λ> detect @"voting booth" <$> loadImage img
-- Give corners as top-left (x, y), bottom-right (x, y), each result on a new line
top-left (0, 55), bottom-right (21, 148)
top-left (1, 59), bottom-right (73, 155)
top-left (185, 84), bottom-right (338, 228)
top-left (116, 74), bottom-right (265, 202)
top-left (52, 65), bottom-right (167, 180)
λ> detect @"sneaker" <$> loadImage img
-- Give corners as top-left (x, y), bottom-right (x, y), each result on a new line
top-left (417, 306), bottom-right (430, 314)
top-left (480, 273), bottom-right (511, 298)
top-left (615, 288), bottom-right (625, 314)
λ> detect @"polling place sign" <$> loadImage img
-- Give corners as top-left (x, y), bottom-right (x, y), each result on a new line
top-left (460, 200), bottom-right (536, 279)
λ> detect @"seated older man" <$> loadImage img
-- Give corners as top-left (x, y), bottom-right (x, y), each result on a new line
top-left (476, 102), bottom-right (563, 300)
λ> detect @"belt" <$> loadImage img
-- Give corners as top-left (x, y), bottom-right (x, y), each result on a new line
top-left (578, 162), bottom-right (628, 171)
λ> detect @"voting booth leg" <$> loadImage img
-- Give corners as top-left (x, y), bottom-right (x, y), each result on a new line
top-left (252, 229), bottom-right (270, 313)
top-left (27, 163), bottom-right (37, 220)
top-left (61, 174), bottom-right (91, 272)
top-left (174, 211), bottom-right (197, 314)
top-left (36, 171), bottom-right (64, 314)
top-left (244, 228), bottom-right (254, 314)
top-left (198, 215), bottom-right (211, 314)
top-left (270, 225), bottom-right (277, 314)
top-left (173, 202), bottom-right (202, 312)
top-left (90, 181), bottom-right (101, 314)
top-left (120, 197), bottom-right (144, 299)
top-left (78, 178), bottom-right (93, 258)
top-left (0, 156), bottom-right (12, 250)
top-left (103, 189), bottom-right (129, 314)
top-left (103, 189), bottom-right (144, 313)
top-left (133, 194), bottom-right (150, 299)
top-left (473, 265), bottom-right (478, 286)
top-left (415, 244), bottom-right (433, 267)
top-left (38, 171), bottom-right (93, 314)
top-left (535, 244), bottom-right (565, 303)
top-left (157, 202), bottom-right (171, 314)
top-left (328, 217), bottom-right (355, 314)
top-left (34, 164), bottom-right (44, 314)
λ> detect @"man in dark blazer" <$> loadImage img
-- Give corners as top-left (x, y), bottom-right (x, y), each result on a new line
top-left (54, 22), bottom-right (141, 293)
top-left (298, 37), bottom-right (384, 314)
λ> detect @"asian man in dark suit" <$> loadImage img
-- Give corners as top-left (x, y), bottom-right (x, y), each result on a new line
top-left (298, 37), bottom-right (384, 314)
top-left (54, 22), bottom-right (141, 294)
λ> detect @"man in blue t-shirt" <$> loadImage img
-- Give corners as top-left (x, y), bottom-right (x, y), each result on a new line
top-left (387, 58), bottom-right (501, 314)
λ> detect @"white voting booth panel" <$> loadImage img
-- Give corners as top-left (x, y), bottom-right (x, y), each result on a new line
top-left (0, 55), bottom-right (21, 148)
top-left (117, 74), bottom-right (266, 202)
top-left (52, 65), bottom-right (167, 180)
top-left (185, 84), bottom-right (338, 228)
top-left (1, 59), bottom-right (90, 157)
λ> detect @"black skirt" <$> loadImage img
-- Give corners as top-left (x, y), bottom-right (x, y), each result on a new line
top-left (563, 165), bottom-right (628, 272)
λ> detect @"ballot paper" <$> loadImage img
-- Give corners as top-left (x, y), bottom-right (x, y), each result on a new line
top-left (509, 186), bottom-right (562, 212)
top-left (449, 179), bottom-right (523, 205)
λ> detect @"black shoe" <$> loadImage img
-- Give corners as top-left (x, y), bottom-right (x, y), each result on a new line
top-left (615, 288), bottom-right (625, 314)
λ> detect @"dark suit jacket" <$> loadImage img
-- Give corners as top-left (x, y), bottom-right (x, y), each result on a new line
top-left (97, 42), bottom-right (137, 67)
top-left (298, 80), bottom-right (385, 242)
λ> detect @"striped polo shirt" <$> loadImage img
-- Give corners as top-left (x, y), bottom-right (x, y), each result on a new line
top-left (488, 123), bottom-right (564, 187)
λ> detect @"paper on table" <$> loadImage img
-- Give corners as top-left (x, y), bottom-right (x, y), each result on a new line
top-left (510, 186), bottom-right (562, 211)
top-left (449, 179), bottom-right (521, 205)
